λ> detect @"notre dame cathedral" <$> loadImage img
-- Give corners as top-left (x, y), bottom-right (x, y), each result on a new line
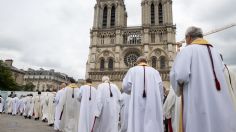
top-left (86, 0), bottom-right (176, 88)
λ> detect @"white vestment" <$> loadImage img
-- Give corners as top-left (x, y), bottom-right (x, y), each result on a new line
top-left (42, 93), bottom-right (49, 120)
top-left (93, 82), bottom-right (121, 132)
top-left (33, 94), bottom-right (42, 118)
top-left (58, 86), bottom-right (80, 132)
top-left (12, 96), bottom-right (19, 115)
top-left (0, 97), bottom-right (3, 112)
top-left (24, 96), bottom-right (34, 117)
top-left (163, 88), bottom-right (181, 132)
top-left (123, 65), bottom-right (164, 132)
top-left (170, 44), bottom-right (236, 132)
top-left (224, 66), bottom-right (236, 110)
top-left (7, 97), bottom-right (13, 114)
top-left (78, 85), bottom-right (97, 132)
top-left (119, 93), bottom-right (130, 132)
top-left (48, 92), bottom-right (56, 125)
top-left (54, 88), bottom-right (65, 130)
top-left (18, 98), bottom-right (24, 114)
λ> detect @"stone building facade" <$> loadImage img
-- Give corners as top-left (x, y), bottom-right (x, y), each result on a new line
top-left (86, 0), bottom-right (176, 88)
top-left (4, 59), bottom-right (25, 86)
top-left (24, 68), bottom-right (70, 91)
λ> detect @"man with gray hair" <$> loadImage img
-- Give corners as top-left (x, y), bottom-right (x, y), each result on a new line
top-left (92, 76), bottom-right (121, 132)
top-left (170, 26), bottom-right (236, 132)
top-left (123, 56), bottom-right (164, 132)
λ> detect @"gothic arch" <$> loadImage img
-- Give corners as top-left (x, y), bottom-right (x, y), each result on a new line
top-left (97, 50), bottom-right (115, 63)
top-left (149, 48), bottom-right (169, 60)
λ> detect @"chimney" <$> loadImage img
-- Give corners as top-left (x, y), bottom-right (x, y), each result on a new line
top-left (5, 59), bottom-right (13, 67)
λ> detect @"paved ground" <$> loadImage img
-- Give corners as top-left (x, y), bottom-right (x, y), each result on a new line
top-left (0, 114), bottom-right (54, 132)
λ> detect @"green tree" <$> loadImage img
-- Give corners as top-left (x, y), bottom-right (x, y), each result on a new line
top-left (0, 60), bottom-right (20, 91)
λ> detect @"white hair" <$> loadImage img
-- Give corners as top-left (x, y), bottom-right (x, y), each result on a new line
top-left (185, 26), bottom-right (203, 39)
top-left (102, 76), bottom-right (110, 83)
top-left (136, 56), bottom-right (147, 64)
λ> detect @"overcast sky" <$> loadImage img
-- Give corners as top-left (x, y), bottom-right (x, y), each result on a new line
top-left (0, 0), bottom-right (235, 79)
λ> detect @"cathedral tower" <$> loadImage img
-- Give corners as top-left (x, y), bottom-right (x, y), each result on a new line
top-left (86, 0), bottom-right (176, 87)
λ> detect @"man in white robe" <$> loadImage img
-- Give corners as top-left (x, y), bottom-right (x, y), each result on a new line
top-left (58, 80), bottom-right (80, 132)
top-left (24, 94), bottom-right (34, 119)
top-left (92, 76), bottom-right (121, 132)
top-left (78, 79), bottom-right (97, 132)
top-left (48, 92), bottom-right (56, 126)
top-left (18, 95), bottom-right (25, 116)
top-left (122, 56), bottom-right (164, 132)
top-left (42, 91), bottom-right (50, 122)
top-left (163, 88), bottom-right (181, 132)
top-left (7, 95), bottom-right (13, 114)
top-left (54, 83), bottom-right (66, 131)
top-left (33, 91), bottom-right (42, 120)
top-left (170, 26), bottom-right (236, 132)
top-left (119, 92), bottom-right (130, 132)
top-left (12, 94), bottom-right (19, 116)
top-left (0, 95), bottom-right (3, 114)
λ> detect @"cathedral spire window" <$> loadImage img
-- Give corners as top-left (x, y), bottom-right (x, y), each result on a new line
top-left (158, 3), bottom-right (163, 24)
top-left (151, 3), bottom-right (155, 25)
top-left (111, 6), bottom-right (116, 27)
top-left (103, 6), bottom-right (108, 28)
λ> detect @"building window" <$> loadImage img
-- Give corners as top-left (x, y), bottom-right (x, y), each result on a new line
top-left (101, 36), bottom-right (105, 45)
top-left (111, 6), bottom-right (116, 27)
top-left (124, 52), bottom-right (140, 67)
top-left (108, 58), bottom-right (114, 70)
top-left (103, 6), bottom-right (108, 28)
top-left (151, 33), bottom-right (155, 43)
top-left (151, 3), bottom-right (155, 25)
top-left (100, 58), bottom-right (105, 70)
top-left (160, 56), bottom-right (166, 69)
top-left (158, 3), bottom-right (163, 24)
top-left (151, 56), bottom-right (157, 68)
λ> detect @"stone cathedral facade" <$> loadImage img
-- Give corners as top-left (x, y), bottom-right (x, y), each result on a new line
top-left (86, 0), bottom-right (176, 88)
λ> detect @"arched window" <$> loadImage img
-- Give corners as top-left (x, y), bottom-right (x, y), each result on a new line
top-left (100, 58), bottom-right (105, 70)
top-left (151, 56), bottom-right (157, 68)
top-left (160, 56), bottom-right (166, 69)
top-left (151, 3), bottom-right (155, 25)
top-left (108, 58), bottom-right (114, 70)
top-left (111, 6), bottom-right (116, 27)
top-left (103, 6), bottom-right (108, 28)
top-left (158, 3), bottom-right (163, 24)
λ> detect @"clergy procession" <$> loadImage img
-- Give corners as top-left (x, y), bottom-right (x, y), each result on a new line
top-left (1, 26), bottom-right (236, 132)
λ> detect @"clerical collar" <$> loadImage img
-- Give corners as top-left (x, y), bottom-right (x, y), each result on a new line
top-left (68, 83), bottom-right (78, 88)
top-left (191, 38), bottom-right (210, 45)
top-left (138, 62), bottom-right (148, 66)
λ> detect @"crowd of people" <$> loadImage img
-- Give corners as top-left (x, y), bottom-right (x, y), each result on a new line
top-left (0, 26), bottom-right (236, 132)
